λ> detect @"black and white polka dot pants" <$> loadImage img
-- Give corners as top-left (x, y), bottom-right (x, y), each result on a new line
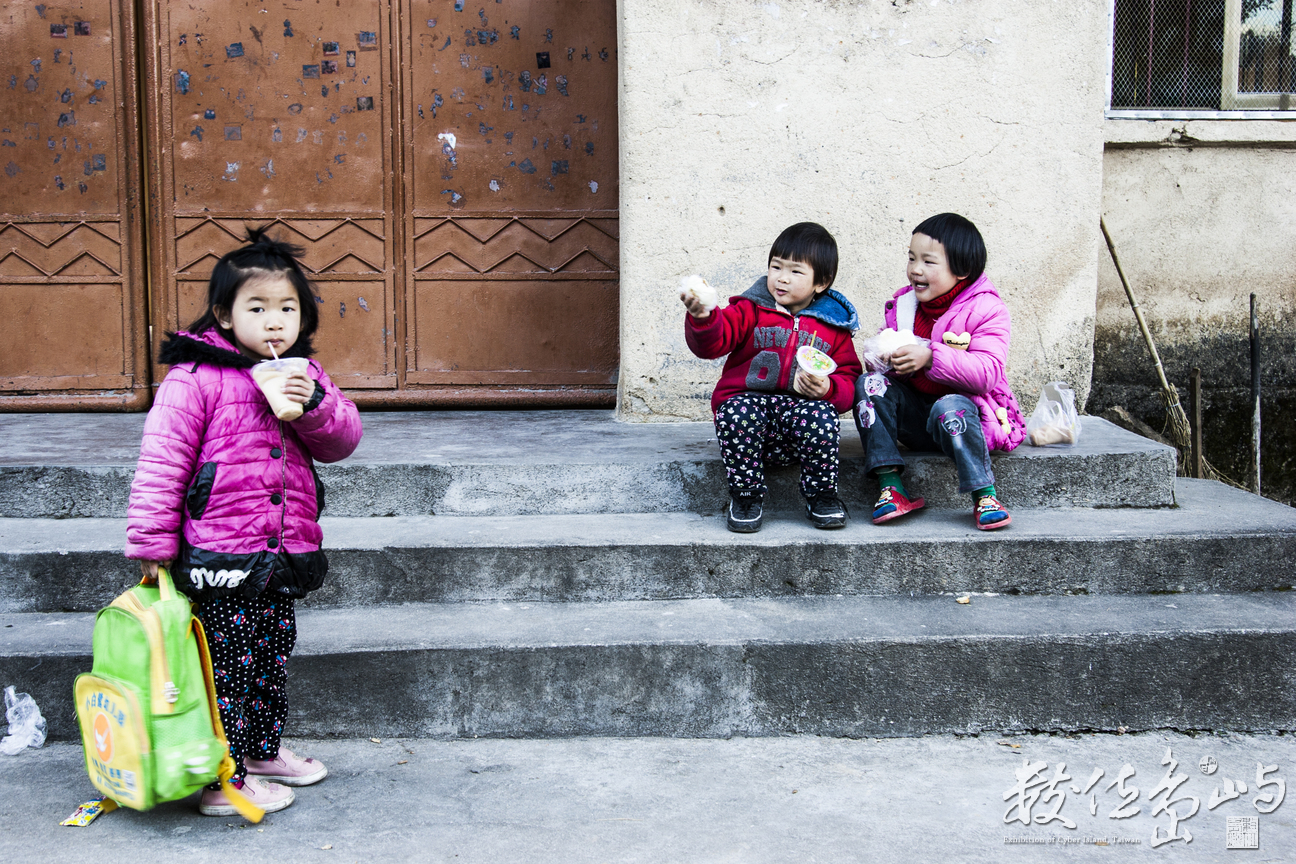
top-left (194, 594), bottom-right (297, 784)
top-left (714, 392), bottom-right (841, 500)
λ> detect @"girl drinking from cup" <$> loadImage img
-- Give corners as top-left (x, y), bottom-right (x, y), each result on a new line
top-left (126, 227), bottom-right (362, 815)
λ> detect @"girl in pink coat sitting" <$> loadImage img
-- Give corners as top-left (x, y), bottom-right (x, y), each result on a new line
top-left (125, 228), bottom-right (363, 816)
top-left (854, 213), bottom-right (1026, 529)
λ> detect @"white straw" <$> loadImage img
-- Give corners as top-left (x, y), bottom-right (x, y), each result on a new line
top-left (268, 342), bottom-right (279, 360)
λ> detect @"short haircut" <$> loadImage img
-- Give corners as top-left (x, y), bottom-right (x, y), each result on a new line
top-left (768, 222), bottom-right (838, 289)
top-left (912, 213), bottom-right (986, 282)
top-left (186, 225), bottom-right (320, 356)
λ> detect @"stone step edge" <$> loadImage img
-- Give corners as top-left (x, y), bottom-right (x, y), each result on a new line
top-left (1, 480), bottom-right (1290, 554)
top-left (6, 593), bottom-right (1294, 741)
top-left (2, 480), bottom-right (1293, 611)
top-left (0, 418), bottom-right (1179, 517)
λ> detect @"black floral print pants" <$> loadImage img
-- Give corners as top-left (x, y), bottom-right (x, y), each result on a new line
top-left (714, 392), bottom-right (841, 499)
top-left (194, 594), bottom-right (297, 784)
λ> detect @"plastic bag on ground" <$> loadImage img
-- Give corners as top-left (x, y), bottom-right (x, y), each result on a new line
top-left (1026, 381), bottom-right (1081, 446)
top-left (1, 685), bottom-right (47, 754)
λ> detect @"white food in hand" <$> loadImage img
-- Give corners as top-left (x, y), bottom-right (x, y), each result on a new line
top-left (861, 328), bottom-right (922, 370)
top-left (870, 328), bottom-right (919, 357)
top-left (680, 274), bottom-right (719, 312)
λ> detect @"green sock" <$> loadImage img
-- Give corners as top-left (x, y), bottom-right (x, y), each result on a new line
top-left (972, 485), bottom-right (998, 501)
top-left (876, 469), bottom-right (906, 496)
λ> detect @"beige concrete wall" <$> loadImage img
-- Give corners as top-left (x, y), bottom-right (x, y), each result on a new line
top-left (615, 0), bottom-right (1110, 421)
top-left (1099, 121), bottom-right (1296, 363)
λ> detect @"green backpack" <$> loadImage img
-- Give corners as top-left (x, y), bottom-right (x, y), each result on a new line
top-left (74, 567), bottom-right (263, 822)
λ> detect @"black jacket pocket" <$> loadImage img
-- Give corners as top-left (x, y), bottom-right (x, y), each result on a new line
top-left (312, 464), bottom-right (326, 517)
top-left (185, 461), bottom-right (218, 520)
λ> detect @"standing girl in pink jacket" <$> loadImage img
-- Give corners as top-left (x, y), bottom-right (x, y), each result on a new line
top-left (854, 213), bottom-right (1026, 529)
top-left (125, 228), bottom-right (363, 815)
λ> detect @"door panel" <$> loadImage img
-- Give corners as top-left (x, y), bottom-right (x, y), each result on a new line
top-left (0, 0), bottom-right (148, 409)
top-left (4, 0), bottom-right (620, 410)
top-left (401, 0), bottom-right (619, 401)
top-left (143, 1), bottom-right (398, 392)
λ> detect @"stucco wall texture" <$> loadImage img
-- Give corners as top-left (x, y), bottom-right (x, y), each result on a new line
top-left (615, 0), bottom-right (1109, 421)
top-left (1098, 122), bottom-right (1296, 364)
top-left (1094, 120), bottom-right (1296, 504)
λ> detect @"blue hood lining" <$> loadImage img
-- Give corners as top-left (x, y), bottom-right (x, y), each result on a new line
top-left (740, 277), bottom-right (860, 333)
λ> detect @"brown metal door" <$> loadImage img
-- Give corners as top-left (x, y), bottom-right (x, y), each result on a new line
top-left (0, 0), bottom-right (149, 410)
top-left (144, 0), bottom-right (619, 408)
top-left (400, 0), bottom-right (618, 406)
top-left (140, 0), bottom-right (399, 394)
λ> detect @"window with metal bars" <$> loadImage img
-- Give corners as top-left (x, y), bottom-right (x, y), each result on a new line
top-left (1109, 0), bottom-right (1295, 115)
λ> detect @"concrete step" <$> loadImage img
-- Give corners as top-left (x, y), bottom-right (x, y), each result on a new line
top-left (6, 592), bottom-right (1294, 742)
top-left (2, 480), bottom-right (1290, 614)
top-left (0, 412), bottom-right (1176, 518)
top-left (9, 733), bottom-right (1296, 862)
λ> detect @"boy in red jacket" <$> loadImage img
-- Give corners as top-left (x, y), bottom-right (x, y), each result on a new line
top-left (682, 222), bottom-right (862, 532)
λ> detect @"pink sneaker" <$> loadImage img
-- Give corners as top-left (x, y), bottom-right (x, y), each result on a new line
top-left (245, 746), bottom-right (329, 786)
top-left (198, 776), bottom-right (294, 816)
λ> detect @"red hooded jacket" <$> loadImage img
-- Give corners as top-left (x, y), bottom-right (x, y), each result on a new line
top-left (686, 277), bottom-right (862, 415)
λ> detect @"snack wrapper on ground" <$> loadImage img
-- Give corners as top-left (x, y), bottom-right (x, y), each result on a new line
top-left (61, 797), bottom-right (118, 827)
top-left (680, 275), bottom-right (719, 313)
top-left (861, 328), bottom-right (927, 372)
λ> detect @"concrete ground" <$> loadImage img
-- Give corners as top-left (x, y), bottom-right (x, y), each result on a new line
top-left (2, 733), bottom-right (1292, 863)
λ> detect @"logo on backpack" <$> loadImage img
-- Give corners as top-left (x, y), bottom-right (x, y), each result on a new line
top-left (189, 567), bottom-right (249, 589)
top-left (92, 712), bottom-right (113, 762)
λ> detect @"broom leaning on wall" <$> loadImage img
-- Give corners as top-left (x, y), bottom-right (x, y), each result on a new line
top-left (1099, 217), bottom-right (1241, 488)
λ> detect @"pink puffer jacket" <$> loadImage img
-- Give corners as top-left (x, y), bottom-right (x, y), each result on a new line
top-left (126, 329), bottom-right (362, 598)
top-left (883, 274), bottom-right (1027, 452)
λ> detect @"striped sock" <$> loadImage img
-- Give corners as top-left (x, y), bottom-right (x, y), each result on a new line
top-left (877, 468), bottom-right (906, 496)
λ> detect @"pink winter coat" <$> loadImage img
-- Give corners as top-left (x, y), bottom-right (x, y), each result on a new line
top-left (126, 329), bottom-right (363, 599)
top-left (883, 274), bottom-right (1027, 452)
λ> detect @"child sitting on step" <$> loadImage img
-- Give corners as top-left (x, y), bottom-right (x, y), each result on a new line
top-left (682, 222), bottom-right (862, 533)
top-left (125, 228), bottom-right (363, 816)
top-left (854, 213), bottom-right (1026, 529)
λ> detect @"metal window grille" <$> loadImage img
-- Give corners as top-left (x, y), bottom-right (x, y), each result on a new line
top-left (1110, 0), bottom-right (1295, 112)
top-left (1236, 0), bottom-right (1296, 93)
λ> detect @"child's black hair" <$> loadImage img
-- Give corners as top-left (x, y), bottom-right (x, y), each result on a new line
top-left (912, 213), bottom-right (986, 283)
top-left (768, 222), bottom-right (838, 289)
top-left (185, 225), bottom-right (319, 356)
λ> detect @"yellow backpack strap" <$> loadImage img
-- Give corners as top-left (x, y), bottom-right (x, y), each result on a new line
top-left (191, 616), bottom-right (265, 824)
top-left (157, 566), bottom-right (179, 602)
top-left (216, 758), bottom-right (266, 824)
top-left (111, 578), bottom-right (174, 716)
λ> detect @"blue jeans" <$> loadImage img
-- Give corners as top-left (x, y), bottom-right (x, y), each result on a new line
top-left (853, 378), bottom-right (994, 494)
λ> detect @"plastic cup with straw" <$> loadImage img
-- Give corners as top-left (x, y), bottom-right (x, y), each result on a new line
top-left (250, 341), bottom-right (309, 421)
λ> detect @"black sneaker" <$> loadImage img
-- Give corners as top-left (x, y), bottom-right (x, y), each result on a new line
top-left (805, 492), bottom-right (848, 529)
top-left (727, 491), bottom-right (764, 533)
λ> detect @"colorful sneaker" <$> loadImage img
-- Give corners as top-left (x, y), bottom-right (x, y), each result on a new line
top-left (727, 491), bottom-right (764, 533)
top-left (198, 776), bottom-right (294, 816)
top-left (974, 492), bottom-right (1012, 530)
top-left (872, 486), bottom-right (924, 524)
top-left (245, 746), bottom-right (329, 786)
top-left (805, 492), bottom-right (848, 529)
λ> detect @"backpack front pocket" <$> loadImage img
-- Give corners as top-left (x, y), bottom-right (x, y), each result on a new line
top-left (74, 674), bottom-right (152, 810)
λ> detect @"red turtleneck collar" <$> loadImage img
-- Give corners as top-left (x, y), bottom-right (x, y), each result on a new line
top-left (913, 279), bottom-right (968, 340)
top-left (907, 279), bottom-right (969, 397)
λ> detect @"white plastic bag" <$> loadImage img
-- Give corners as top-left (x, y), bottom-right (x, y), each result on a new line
top-left (0, 685), bottom-right (47, 754)
top-left (860, 328), bottom-right (929, 372)
top-left (1026, 381), bottom-right (1081, 446)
